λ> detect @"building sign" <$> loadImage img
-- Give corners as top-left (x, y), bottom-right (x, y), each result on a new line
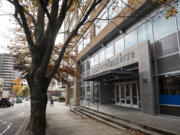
top-left (90, 46), bottom-right (138, 75)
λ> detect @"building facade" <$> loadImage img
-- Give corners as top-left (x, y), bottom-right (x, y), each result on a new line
top-left (0, 78), bottom-right (4, 99)
top-left (65, 0), bottom-right (180, 117)
top-left (48, 80), bottom-right (66, 98)
top-left (0, 53), bottom-right (20, 95)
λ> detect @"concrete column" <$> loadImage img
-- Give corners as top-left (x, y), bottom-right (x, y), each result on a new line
top-left (65, 84), bottom-right (70, 105)
top-left (137, 41), bottom-right (155, 115)
top-left (74, 63), bottom-right (80, 105)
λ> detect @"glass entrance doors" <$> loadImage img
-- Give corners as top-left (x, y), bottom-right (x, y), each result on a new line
top-left (93, 84), bottom-right (100, 104)
top-left (115, 81), bottom-right (139, 108)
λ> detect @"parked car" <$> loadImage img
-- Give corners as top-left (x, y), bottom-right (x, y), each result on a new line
top-left (25, 97), bottom-right (30, 101)
top-left (0, 98), bottom-right (14, 107)
top-left (16, 97), bottom-right (23, 103)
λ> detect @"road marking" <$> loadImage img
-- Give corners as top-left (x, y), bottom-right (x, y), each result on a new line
top-left (0, 120), bottom-right (13, 135)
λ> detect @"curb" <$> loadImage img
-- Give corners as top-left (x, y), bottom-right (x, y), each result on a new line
top-left (15, 116), bottom-right (30, 135)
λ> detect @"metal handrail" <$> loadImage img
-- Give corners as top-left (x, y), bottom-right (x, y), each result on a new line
top-left (69, 96), bottom-right (84, 110)
top-left (70, 96), bottom-right (100, 118)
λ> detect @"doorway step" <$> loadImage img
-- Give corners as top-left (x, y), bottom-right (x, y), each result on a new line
top-left (71, 106), bottom-right (178, 135)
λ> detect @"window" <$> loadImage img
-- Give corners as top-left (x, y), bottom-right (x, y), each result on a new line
top-left (90, 56), bottom-right (94, 67)
top-left (85, 83), bottom-right (91, 100)
top-left (93, 84), bottom-right (100, 103)
top-left (106, 43), bottom-right (114, 59)
top-left (78, 39), bottom-right (84, 53)
top-left (99, 49), bottom-right (106, 63)
top-left (153, 13), bottom-right (177, 41)
top-left (160, 75), bottom-right (180, 95)
top-left (72, 48), bottom-right (76, 55)
top-left (95, 8), bottom-right (108, 35)
top-left (115, 37), bottom-right (124, 54)
top-left (159, 75), bottom-right (180, 105)
top-left (177, 12), bottom-right (180, 30)
top-left (108, 0), bottom-right (127, 19)
top-left (71, 18), bottom-right (76, 29)
top-left (125, 30), bottom-right (137, 49)
top-left (138, 21), bottom-right (153, 43)
top-left (176, 0), bottom-right (180, 30)
top-left (83, 29), bottom-right (90, 47)
top-left (86, 59), bottom-right (91, 71)
top-left (80, 62), bottom-right (85, 75)
top-left (94, 53), bottom-right (99, 65)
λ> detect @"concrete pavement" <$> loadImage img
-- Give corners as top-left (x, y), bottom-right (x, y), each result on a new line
top-left (87, 104), bottom-right (180, 134)
top-left (46, 102), bottom-right (130, 135)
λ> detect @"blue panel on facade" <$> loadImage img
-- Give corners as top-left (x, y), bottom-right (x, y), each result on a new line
top-left (159, 95), bottom-right (180, 105)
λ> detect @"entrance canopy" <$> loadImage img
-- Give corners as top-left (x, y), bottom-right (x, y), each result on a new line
top-left (83, 70), bottom-right (135, 81)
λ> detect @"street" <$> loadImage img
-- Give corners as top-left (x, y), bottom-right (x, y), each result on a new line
top-left (0, 101), bottom-right (30, 135)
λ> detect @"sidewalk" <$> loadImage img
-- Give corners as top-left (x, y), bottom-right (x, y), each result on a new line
top-left (46, 103), bottom-right (130, 135)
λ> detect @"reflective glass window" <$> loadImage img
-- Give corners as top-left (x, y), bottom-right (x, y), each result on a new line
top-left (72, 48), bottom-right (76, 55)
top-left (90, 56), bottom-right (94, 67)
top-left (160, 75), bottom-right (180, 95)
top-left (176, 1), bottom-right (180, 30)
top-left (95, 8), bottom-right (108, 35)
top-left (125, 30), bottom-right (137, 49)
top-left (86, 59), bottom-right (91, 71)
top-left (106, 43), bottom-right (114, 59)
top-left (94, 53), bottom-right (99, 65)
top-left (177, 12), bottom-right (180, 30)
top-left (78, 40), bottom-right (83, 53)
top-left (153, 13), bottom-right (177, 41)
top-left (115, 37), bottom-right (124, 54)
top-left (81, 62), bottom-right (85, 74)
top-left (85, 85), bottom-right (91, 99)
top-left (159, 75), bottom-right (180, 105)
top-left (138, 21), bottom-right (153, 43)
top-left (107, 0), bottom-right (127, 19)
top-left (99, 49), bottom-right (106, 63)
top-left (84, 29), bottom-right (90, 47)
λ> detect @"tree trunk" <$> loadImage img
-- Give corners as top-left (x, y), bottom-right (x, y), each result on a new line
top-left (28, 76), bottom-right (48, 135)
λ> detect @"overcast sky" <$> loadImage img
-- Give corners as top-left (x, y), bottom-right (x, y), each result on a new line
top-left (0, 0), bottom-right (15, 53)
top-left (0, 1), bottom-right (64, 54)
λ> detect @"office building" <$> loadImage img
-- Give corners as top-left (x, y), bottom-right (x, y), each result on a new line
top-left (65, 0), bottom-right (180, 117)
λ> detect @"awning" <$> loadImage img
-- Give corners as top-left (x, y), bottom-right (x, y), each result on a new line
top-left (83, 70), bottom-right (135, 81)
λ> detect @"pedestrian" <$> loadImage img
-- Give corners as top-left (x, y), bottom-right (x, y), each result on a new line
top-left (50, 97), bottom-right (54, 107)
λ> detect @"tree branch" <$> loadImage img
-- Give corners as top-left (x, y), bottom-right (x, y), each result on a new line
top-left (35, 0), bottom-right (46, 44)
top-left (56, 0), bottom-right (73, 33)
top-left (48, 0), bottom-right (103, 82)
top-left (11, 0), bottom-right (35, 54)
top-left (37, 0), bottom-right (72, 75)
top-left (38, 0), bottom-right (52, 24)
top-left (22, 5), bottom-right (37, 25)
top-left (50, 0), bottom-right (59, 23)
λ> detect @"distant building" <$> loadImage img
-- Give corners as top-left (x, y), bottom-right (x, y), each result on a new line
top-left (0, 53), bottom-right (21, 95)
top-left (48, 80), bottom-right (66, 98)
top-left (0, 78), bottom-right (4, 98)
